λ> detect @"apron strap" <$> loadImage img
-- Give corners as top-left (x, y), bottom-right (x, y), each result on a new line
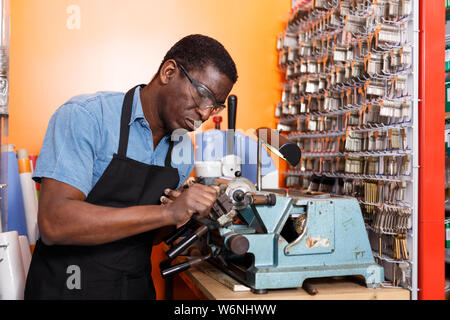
top-left (165, 140), bottom-right (175, 168)
top-left (117, 84), bottom-right (147, 158)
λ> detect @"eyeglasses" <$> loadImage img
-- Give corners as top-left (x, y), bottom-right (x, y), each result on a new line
top-left (177, 62), bottom-right (226, 115)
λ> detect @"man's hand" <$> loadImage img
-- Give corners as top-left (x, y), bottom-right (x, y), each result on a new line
top-left (159, 177), bottom-right (195, 205)
top-left (161, 183), bottom-right (217, 227)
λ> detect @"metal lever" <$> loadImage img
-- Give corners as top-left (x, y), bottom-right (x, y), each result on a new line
top-left (227, 95), bottom-right (237, 132)
top-left (165, 225), bottom-right (209, 261)
top-left (163, 219), bottom-right (194, 246)
top-left (161, 255), bottom-right (211, 279)
top-left (227, 95), bottom-right (237, 156)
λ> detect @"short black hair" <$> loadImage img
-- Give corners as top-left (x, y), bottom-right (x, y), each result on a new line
top-left (159, 34), bottom-right (238, 83)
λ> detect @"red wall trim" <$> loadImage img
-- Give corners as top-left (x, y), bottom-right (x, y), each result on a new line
top-left (418, 0), bottom-right (446, 300)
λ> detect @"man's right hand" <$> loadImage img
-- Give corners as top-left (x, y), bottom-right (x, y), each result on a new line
top-left (161, 183), bottom-right (217, 227)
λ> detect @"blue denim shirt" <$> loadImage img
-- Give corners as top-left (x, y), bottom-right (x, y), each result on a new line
top-left (33, 86), bottom-right (194, 196)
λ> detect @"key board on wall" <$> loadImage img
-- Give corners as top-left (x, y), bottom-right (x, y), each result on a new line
top-left (276, 0), bottom-right (419, 298)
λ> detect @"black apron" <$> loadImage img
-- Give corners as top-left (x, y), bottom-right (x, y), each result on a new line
top-left (24, 85), bottom-right (180, 300)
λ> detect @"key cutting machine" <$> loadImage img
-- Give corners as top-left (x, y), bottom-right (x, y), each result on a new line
top-left (160, 127), bottom-right (384, 293)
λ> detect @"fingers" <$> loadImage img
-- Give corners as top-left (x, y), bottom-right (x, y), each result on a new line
top-left (177, 177), bottom-right (196, 192)
top-left (162, 183), bottom-right (219, 225)
top-left (160, 195), bottom-right (173, 205)
top-left (183, 177), bottom-right (196, 188)
top-left (186, 186), bottom-right (217, 207)
top-left (183, 185), bottom-right (217, 218)
top-left (164, 188), bottom-right (182, 200)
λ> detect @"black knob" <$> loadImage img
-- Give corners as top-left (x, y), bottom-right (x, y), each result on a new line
top-left (227, 95), bottom-right (237, 131)
top-left (226, 234), bottom-right (249, 255)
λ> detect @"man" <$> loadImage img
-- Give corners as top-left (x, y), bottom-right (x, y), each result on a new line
top-left (24, 34), bottom-right (238, 300)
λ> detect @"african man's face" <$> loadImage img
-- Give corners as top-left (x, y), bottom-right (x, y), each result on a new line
top-left (159, 63), bottom-right (234, 132)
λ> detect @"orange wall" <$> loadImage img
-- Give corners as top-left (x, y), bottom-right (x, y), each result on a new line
top-left (10, 0), bottom-right (290, 155)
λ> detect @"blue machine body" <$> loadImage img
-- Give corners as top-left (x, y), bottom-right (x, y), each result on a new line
top-left (214, 193), bottom-right (384, 290)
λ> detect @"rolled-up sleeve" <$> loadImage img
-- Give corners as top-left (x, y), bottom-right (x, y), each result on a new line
top-left (33, 102), bottom-right (100, 197)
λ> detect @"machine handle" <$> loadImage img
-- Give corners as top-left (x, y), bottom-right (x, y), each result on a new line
top-left (249, 193), bottom-right (277, 206)
top-left (163, 221), bottom-right (192, 246)
top-left (161, 256), bottom-right (209, 279)
top-left (226, 95), bottom-right (237, 156)
top-left (227, 95), bottom-right (237, 131)
top-left (165, 225), bottom-right (209, 260)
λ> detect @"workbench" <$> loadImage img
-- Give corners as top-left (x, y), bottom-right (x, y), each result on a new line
top-left (176, 264), bottom-right (411, 300)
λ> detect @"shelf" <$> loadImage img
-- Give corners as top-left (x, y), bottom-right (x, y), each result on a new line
top-left (278, 99), bottom-right (412, 125)
top-left (299, 150), bottom-right (412, 158)
top-left (366, 224), bottom-right (412, 237)
top-left (288, 122), bottom-right (413, 140)
top-left (344, 150), bottom-right (412, 157)
top-left (360, 200), bottom-right (412, 209)
top-left (278, 105), bottom-right (364, 124)
top-left (300, 152), bottom-right (344, 158)
top-left (288, 131), bottom-right (346, 139)
top-left (373, 251), bottom-right (412, 266)
top-left (346, 122), bottom-right (413, 133)
top-left (284, 170), bottom-right (411, 182)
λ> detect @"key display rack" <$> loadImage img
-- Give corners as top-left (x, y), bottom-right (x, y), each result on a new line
top-left (276, 0), bottom-right (419, 298)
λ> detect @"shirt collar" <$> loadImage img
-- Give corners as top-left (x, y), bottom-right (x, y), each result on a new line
top-left (129, 86), bottom-right (146, 125)
top-left (128, 86), bottom-right (171, 144)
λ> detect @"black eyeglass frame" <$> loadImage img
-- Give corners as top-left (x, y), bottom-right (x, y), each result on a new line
top-left (177, 62), bottom-right (227, 113)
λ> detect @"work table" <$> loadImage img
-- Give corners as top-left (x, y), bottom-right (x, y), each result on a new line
top-left (176, 263), bottom-right (411, 300)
